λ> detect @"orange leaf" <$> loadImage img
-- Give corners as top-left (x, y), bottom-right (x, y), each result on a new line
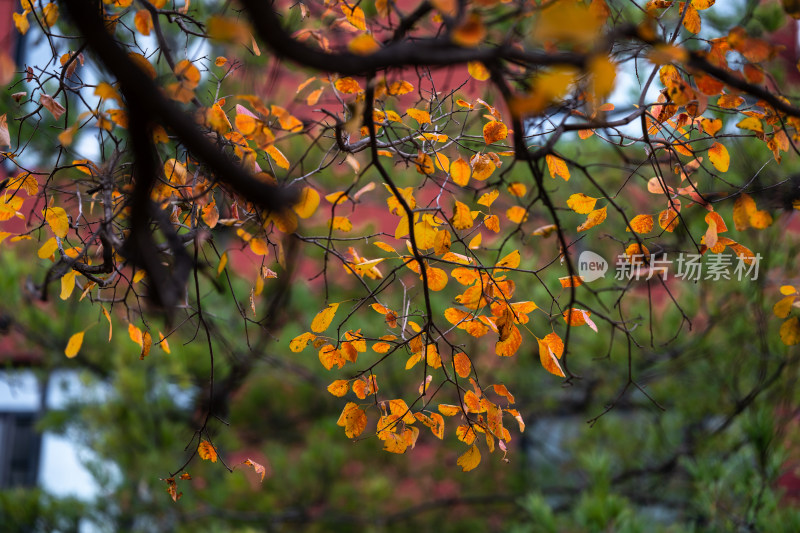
top-left (134, 9), bottom-right (153, 35)
top-left (483, 121), bottom-right (508, 144)
top-left (425, 266), bottom-right (448, 291)
top-left (335, 77), bottom-right (362, 94)
top-left (198, 441), bottom-right (218, 462)
top-left (327, 380), bottom-right (350, 397)
top-left (559, 275), bottom-right (584, 288)
top-left (681, 4), bottom-right (701, 33)
top-left (538, 339), bottom-right (565, 377)
top-left (453, 352), bottom-right (472, 378)
top-left (563, 308), bottom-right (590, 326)
top-left (452, 13), bottom-right (485, 47)
top-left (628, 214), bottom-right (654, 233)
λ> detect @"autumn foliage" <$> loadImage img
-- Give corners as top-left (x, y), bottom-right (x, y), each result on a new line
top-left (3, 0), bottom-right (800, 494)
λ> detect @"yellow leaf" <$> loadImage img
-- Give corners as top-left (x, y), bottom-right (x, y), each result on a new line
top-left (330, 216), bottom-right (353, 231)
top-left (13, 11), bottom-right (29, 35)
top-left (702, 118), bottom-right (722, 136)
top-left (434, 229), bottom-right (452, 254)
top-left (774, 296), bottom-right (796, 319)
top-left (102, 306), bottom-right (113, 341)
top-left (439, 404), bottom-right (461, 416)
top-left (290, 331), bottom-right (316, 352)
top-left (42, 2), bottom-right (58, 27)
top-left (457, 445), bottom-right (481, 472)
top-left (64, 331), bottom-right (84, 358)
top-left (140, 331), bottom-right (152, 360)
top-left (433, 152), bottom-right (450, 173)
top-left (545, 154), bottom-right (570, 180)
top-left (567, 193), bottom-right (597, 214)
top-left (451, 201), bottom-right (473, 230)
top-left (415, 152), bottom-right (435, 174)
top-left (470, 153), bottom-right (496, 180)
top-left (44, 207), bottom-right (69, 238)
top-left (158, 332), bottom-right (170, 353)
top-left (507, 183), bottom-right (527, 197)
top-left (737, 116), bottom-right (763, 133)
top-left (388, 80), bottom-right (414, 95)
top-left (38, 237), bottom-right (58, 259)
top-left (577, 206), bottom-right (607, 232)
top-left (266, 145), bottom-right (290, 169)
top-left (406, 108), bottom-right (431, 125)
top-left (496, 250), bottom-right (520, 269)
top-left (506, 206), bottom-right (528, 224)
top-left (468, 233), bottom-right (482, 249)
top-left (217, 252), bottom-right (228, 276)
top-left (468, 61), bottom-right (490, 81)
top-left (349, 33), bottom-right (380, 55)
top-left (311, 303), bottom-right (340, 333)
top-left (128, 323), bottom-right (143, 347)
top-left (484, 215), bottom-right (500, 232)
top-left (589, 55), bottom-right (616, 100)
top-left (337, 402), bottom-right (367, 438)
top-left (477, 189), bottom-right (499, 207)
top-left (249, 238), bottom-right (269, 256)
top-left (708, 142), bottom-right (729, 172)
top-left (341, 3), bottom-right (367, 31)
top-left (780, 317), bottom-right (800, 346)
top-left (197, 441), bottom-right (218, 463)
top-left (60, 270), bottom-right (77, 300)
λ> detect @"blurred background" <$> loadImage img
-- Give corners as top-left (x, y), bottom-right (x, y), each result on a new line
top-left (2, 1), bottom-right (800, 532)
